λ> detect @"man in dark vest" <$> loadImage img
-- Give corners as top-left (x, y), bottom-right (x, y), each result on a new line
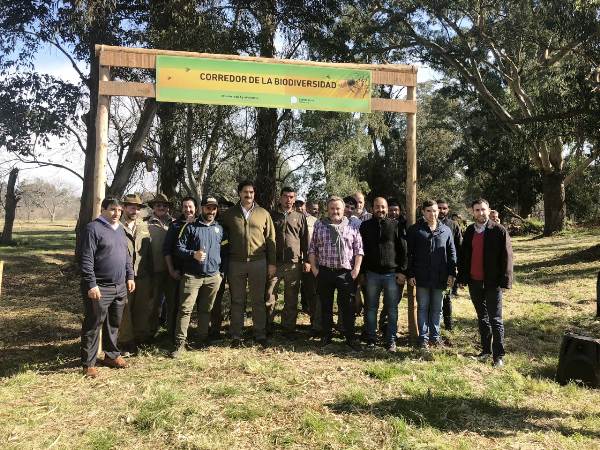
top-left (80, 197), bottom-right (135, 378)
top-left (458, 198), bottom-right (513, 368)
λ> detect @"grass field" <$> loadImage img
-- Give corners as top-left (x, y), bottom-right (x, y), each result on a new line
top-left (1, 221), bottom-right (600, 449)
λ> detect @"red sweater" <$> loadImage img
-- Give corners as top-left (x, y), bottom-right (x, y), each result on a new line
top-left (470, 231), bottom-right (485, 281)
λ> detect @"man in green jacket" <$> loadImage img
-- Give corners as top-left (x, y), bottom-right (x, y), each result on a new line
top-left (219, 180), bottom-right (276, 347)
top-left (118, 194), bottom-right (154, 353)
top-left (266, 187), bottom-right (309, 338)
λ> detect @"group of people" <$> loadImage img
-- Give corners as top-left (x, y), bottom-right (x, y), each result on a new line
top-left (79, 182), bottom-right (513, 378)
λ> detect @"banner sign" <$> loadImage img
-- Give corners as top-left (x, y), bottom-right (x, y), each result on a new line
top-left (156, 55), bottom-right (371, 112)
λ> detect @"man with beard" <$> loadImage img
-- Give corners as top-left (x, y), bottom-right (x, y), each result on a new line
top-left (162, 196), bottom-right (197, 343)
top-left (437, 199), bottom-right (463, 331)
top-left (147, 193), bottom-right (174, 344)
top-left (118, 194), bottom-right (154, 352)
top-left (309, 196), bottom-right (364, 349)
top-left (80, 198), bottom-right (135, 378)
top-left (353, 191), bottom-right (372, 222)
top-left (458, 199), bottom-right (513, 368)
top-left (220, 180), bottom-right (276, 348)
top-left (171, 196), bottom-right (224, 357)
top-left (360, 197), bottom-right (407, 352)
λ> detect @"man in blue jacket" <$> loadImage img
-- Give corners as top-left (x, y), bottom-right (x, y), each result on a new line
top-left (80, 198), bottom-right (135, 378)
top-left (171, 196), bottom-right (224, 357)
top-left (406, 199), bottom-right (457, 349)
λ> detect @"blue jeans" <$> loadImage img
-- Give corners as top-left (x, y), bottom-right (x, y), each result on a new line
top-left (365, 272), bottom-right (401, 345)
top-left (416, 287), bottom-right (444, 344)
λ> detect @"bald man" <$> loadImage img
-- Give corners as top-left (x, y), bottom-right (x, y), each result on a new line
top-left (359, 197), bottom-right (407, 352)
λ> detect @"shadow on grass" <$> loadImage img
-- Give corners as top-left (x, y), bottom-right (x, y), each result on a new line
top-left (328, 393), bottom-right (600, 439)
top-left (0, 341), bottom-right (81, 378)
top-left (515, 244), bottom-right (600, 284)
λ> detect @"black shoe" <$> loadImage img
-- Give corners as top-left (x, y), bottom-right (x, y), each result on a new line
top-left (255, 337), bottom-right (269, 348)
top-left (492, 357), bottom-right (504, 368)
top-left (230, 338), bottom-right (243, 349)
top-left (309, 329), bottom-right (321, 338)
top-left (366, 341), bottom-right (376, 350)
top-left (346, 339), bottom-right (361, 351)
top-left (281, 331), bottom-right (297, 341)
top-left (444, 321), bottom-right (453, 331)
top-left (169, 342), bottom-right (186, 359)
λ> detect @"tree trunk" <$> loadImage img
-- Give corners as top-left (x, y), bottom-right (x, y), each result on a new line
top-left (107, 99), bottom-right (157, 197)
top-left (254, 0), bottom-right (278, 209)
top-left (157, 103), bottom-right (180, 198)
top-left (542, 172), bottom-right (566, 235)
top-left (1, 168), bottom-right (19, 245)
top-left (75, 17), bottom-right (108, 261)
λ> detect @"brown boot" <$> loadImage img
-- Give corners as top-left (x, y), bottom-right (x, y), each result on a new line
top-left (83, 366), bottom-right (99, 378)
top-left (100, 355), bottom-right (128, 369)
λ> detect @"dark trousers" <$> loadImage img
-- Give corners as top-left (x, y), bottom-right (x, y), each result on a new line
top-left (81, 282), bottom-right (127, 367)
top-left (209, 274), bottom-right (227, 336)
top-left (468, 281), bottom-right (505, 358)
top-left (317, 266), bottom-right (356, 341)
top-left (442, 290), bottom-right (453, 328)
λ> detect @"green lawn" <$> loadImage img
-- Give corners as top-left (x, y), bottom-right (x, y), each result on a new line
top-left (1, 222), bottom-right (599, 449)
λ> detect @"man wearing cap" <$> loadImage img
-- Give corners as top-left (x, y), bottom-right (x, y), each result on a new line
top-left (162, 196), bottom-right (197, 343)
top-left (220, 180), bottom-right (276, 348)
top-left (118, 194), bottom-right (154, 352)
top-left (147, 193), bottom-right (174, 339)
top-left (171, 196), bottom-right (225, 357)
top-left (266, 187), bottom-right (309, 338)
top-left (80, 197), bottom-right (135, 378)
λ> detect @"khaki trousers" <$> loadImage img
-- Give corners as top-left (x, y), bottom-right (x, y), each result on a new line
top-left (265, 262), bottom-right (302, 331)
top-left (228, 259), bottom-right (267, 340)
top-left (118, 276), bottom-right (154, 344)
top-left (175, 273), bottom-right (222, 343)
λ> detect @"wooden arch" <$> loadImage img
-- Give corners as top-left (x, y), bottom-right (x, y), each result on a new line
top-left (93, 44), bottom-right (419, 338)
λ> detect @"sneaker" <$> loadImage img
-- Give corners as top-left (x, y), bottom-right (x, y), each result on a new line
top-left (475, 352), bottom-right (492, 362)
top-left (169, 342), bottom-right (186, 359)
top-left (492, 357), bottom-right (504, 368)
top-left (230, 338), bottom-right (243, 349)
top-left (387, 342), bottom-right (397, 353)
top-left (321, 336), bottom-right (332, 347)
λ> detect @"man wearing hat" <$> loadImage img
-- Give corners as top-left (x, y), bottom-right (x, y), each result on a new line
top-left (118, 194), bottom-right (154, 353)
top-left (171, 196), bottom-right (225, 357)
top-left (147, 193), bottom-right (174, 340)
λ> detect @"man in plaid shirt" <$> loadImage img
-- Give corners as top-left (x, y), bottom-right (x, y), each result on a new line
top-left (309, 196), bottom-right (364, 349)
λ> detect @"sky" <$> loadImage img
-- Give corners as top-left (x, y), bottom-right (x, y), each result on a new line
top-left (8, 41), bottom-right (441, 195)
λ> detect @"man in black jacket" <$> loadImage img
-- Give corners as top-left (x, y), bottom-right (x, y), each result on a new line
top-left (359, 197), bottom-right (407, 352)
top-left (458, 198), bottom-right (513, 367)
top-left (437, 199), bottom-right (463, 330)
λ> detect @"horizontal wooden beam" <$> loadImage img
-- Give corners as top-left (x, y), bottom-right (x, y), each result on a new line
top-left (371, 98), bottom-right (417, 113)
top-left (372, 71), bottom-right (417, 86)
top-left (97, 45), bottom-right (418, 86)
top-left (99, 80), bottom-right (418, 113)
top-left (99, 81), bottom-right (155, 97)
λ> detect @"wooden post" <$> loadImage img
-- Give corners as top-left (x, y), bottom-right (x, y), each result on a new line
top-left (405, 85), bottom-right (418, 342)
top-left (94, 64), bottom-right (110, 358)
top-left (0, 261), bottom-right (4, 298)
top-left (93, 65), bottom-right (111, 217)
